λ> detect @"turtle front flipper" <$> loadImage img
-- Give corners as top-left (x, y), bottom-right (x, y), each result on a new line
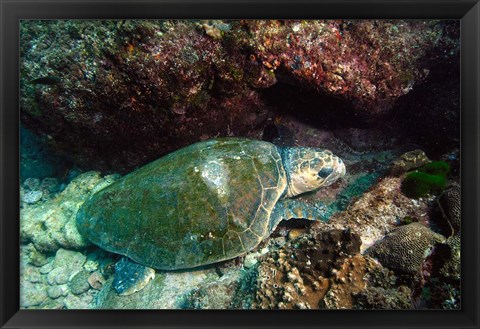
top-left (113, 257), bottom-right (155, 296)
top-left (269, 199), bottom-right (325, 232)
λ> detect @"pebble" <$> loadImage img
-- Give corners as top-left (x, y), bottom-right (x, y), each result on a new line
top-left (83, 259), bottom-right (99, 272)
top-left (41, 177), bottom-right (59, 193)
top-left (69, 270), bottom-right (91, 295)
top-left (47, 285), bottom-right (65, 299)
top-left (20, 285), bottom-right (47, 307)
top-left (22, 190), bottom-right (43, 204)
top-left (53, 249), bottom-right (87, 269)
top-left (28, 249), bottom-right (51, 267)
top-left (243, 252), bottom-right (260, 269)
top-left (88, 271), bottom-right (106, 290)
top-left (39, 261), bottom-right (54, 274)
top-left (23, 178), bottom-right (41, 190)
top-left (47, 267), bottom-right (70, 285)
top-left (287, 229), bottom-right (305, 241)
top-left (63, 293), bottom-right (94, 309)
top-left (23, 266), bottom-right (44, 283)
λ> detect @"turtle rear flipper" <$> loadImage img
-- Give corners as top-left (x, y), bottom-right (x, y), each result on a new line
top-left (113, 257), bottom-right (155, 296)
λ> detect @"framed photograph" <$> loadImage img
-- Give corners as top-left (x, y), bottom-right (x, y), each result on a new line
top-left (1, 0), bottom-right (479, 328)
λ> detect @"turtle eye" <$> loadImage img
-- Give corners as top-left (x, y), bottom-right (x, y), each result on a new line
top-left (318, 167), bottom-right (333, 178)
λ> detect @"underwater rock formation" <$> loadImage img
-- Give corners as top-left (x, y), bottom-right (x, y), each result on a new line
top-left (20, 20), bottom-right (459, 172)
top-left (389, 150), bottom-right (430, 176)
top-left (358, 259), bottom-right (412, 309)
top-left (365, 223), bottom-right (446, 274)
top-left (20, 171), bottom-right (118, 252)
top-left (323, 176), bottom-right (433, 251)
top-left (253, 228), bottom-right (413, 309)
top-left (20, 244), bottom-right (115, 309)
top-left (95, 263), bottom-right (257, 309)
top-left (254, 229), bottom-right (361, 309)
top-left (435, 184), bottom-right (461, 280)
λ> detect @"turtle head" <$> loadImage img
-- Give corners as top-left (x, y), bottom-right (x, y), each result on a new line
top-left (280, 147), bottom-right (346, 197)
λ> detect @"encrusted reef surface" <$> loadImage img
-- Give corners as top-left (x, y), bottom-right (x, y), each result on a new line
top-left (21, 20), bottom-right (459, 173)
top-left (18, 145), bottom-right (461, 310)
top-left (19, 20), bottom-right (460, 310)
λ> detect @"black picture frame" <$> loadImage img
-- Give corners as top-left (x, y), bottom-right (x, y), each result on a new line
top-left (1, 0), bottom-right (479, 328)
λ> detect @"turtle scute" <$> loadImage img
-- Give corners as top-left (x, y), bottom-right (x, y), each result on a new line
top-left (76, 138), bottom-right (288, 270)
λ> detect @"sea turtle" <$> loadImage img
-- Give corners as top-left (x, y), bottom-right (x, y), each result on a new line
top-left (76, 138), bottom-right (345, 292)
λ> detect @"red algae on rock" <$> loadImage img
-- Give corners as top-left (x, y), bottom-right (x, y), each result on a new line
top-left (20, 20), bottom-right (459, 173)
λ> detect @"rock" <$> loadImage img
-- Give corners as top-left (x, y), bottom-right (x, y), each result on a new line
top-left (21, 265), bottom-right (44, 284)
top-left (20, 20), bottom-right (458, 173)
top-left (88, 271), bottom-right (106, 290)
top-left (390, 150), bottom-right (430, 176)
top-left (22, 190), bottom-right (43, 204)
top-left (178, 265), bottom-right (258, 309)
top-left (254, 229), bottom-right (361, 309)
top-left (69, 270), bottom-right (92, 295)
top-left (63, 293), bottom-right (94, 309)
top-left (23, 177), bottom-right (41, 190)
top-left (439, 234), bottom-right (460, 280)
top-left (287, 228), bottom-right (305, 241)
top-left (436, 183), bottom-right (460, 234)
top-left (47, 267), bottom-right (70, 285)
top-left (20, 172), bottom-right (118, 252)
top-left (366, 223), bottom-right (446, 273)
top-left (97, 268), bottom-right (224, 309)
top-left (47, 285), bottom-right (68, 299)
top-left (434, 184), bottom-right (460, 280)
top-left (53, 249), bottom-right (87, 269)
top-left (83, 259), bottom-right (99, 272)
top-left (20, 282), bottom-right (48, 307)
top-left (39, 261), bottom-right (54, 274)
top-left (323, 176), bottom-right (433, 252)
top-left (28, 251), bottom-right (51, 267)
top-left (41, 177), bottom-right (60, 194)
top-left (243, 252), bottom-right (260, 269)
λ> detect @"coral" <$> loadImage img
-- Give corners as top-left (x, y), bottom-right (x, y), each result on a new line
top-left (69, 270), bottom-right (92, 295)
top-left (254, 229), bottom-right (361, 309)
top-left (20, 20), bottom-right (459, 172)
top-left (401, 171), bottom-right (446, 199)
top-left (366, 223), bottom-right (446, 274)
top-left (350, 256), bottom-right (412, 309)
top-left (322, 254), bottom-right (368, 308)
top-left (437, 183), bottom-right (460, 233)
top-left (439, 234), bottom-right (460, 280)
top-left (434, 184), bottom-right (460, 280)
top-left (413, 278), bottom-right (460, 309)
top-left (20, 171), bottom-right (119, 252)
top-left (321, 176), bottom-right (433, 252)
top-left (389, 149), bottom-right (430, 176)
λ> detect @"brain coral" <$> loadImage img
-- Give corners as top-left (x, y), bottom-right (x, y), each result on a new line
top-left (436, 184), bottom-right (461, 280)
top-left (437, 183), bottom-right (460, 234)
top-left (366, 223), bottom-right (446, 273)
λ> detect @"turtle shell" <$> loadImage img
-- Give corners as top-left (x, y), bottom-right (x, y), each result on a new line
top-left (76, 138), bottom-right (287, 270)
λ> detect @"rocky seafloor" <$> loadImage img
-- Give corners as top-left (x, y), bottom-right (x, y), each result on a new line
top-left (19, 19), bottom-right (460, 310)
